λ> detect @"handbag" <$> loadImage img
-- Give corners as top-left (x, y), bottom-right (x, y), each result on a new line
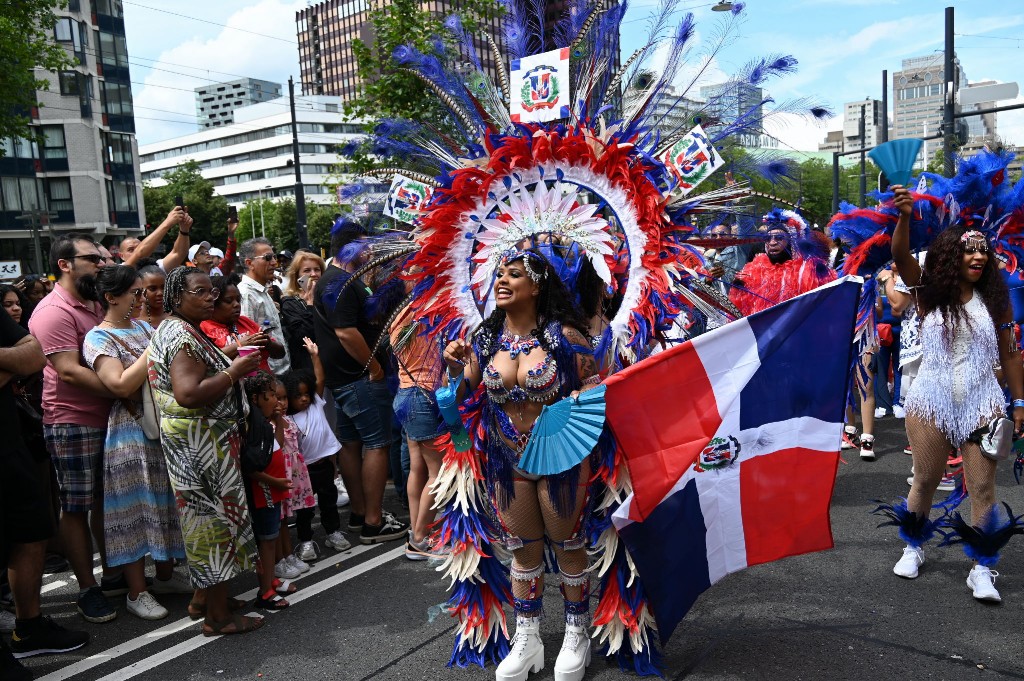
top-left (972, 417), bottom-right (1014, 462)
top-left (876, 323), bottom-right (894, 347)
top-left (101, 326), bottom-right (162, 440)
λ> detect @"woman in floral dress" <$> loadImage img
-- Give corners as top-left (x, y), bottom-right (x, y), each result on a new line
top-left (148, 266), bottom-right (263, 636)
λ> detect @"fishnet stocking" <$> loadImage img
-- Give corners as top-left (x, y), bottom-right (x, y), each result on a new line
top-left (498, 461), bottom-right (592, 609)
top-left (906, 414), bottom-right (999, 525)
top-left (905, 414), bottom-right (953, 517)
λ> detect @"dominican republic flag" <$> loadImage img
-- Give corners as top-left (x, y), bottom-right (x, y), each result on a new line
top-left (606, 277), bottom-right (861, 643)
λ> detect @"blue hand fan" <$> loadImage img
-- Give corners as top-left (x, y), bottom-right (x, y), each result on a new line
top-left (518, 384), bottom-right (607, 476)
top-left (868, 139), bottom-right (923, 187)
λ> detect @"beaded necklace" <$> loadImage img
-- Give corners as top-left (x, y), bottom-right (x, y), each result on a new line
top-left (498, 329), bottom-right (540, 359)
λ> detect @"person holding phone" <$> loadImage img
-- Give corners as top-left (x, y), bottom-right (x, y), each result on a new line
top-left (281, 250), bottom-right (326, 373)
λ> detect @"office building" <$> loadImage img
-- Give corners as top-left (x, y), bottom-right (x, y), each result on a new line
top-left (891, 54), bottom-right (975, 167)
top-left (0, 0), bottom-right (145, 271)
top-left (698, 80), bottom-right (776, 148)
top-left (195, 78), bottom-right (283, 130)
top-left (140, 96), bottom-right (365, 206)
top-left (817, 129), bottom-right (844, 153)
top-left (841, 99), bottom-right (885, 153)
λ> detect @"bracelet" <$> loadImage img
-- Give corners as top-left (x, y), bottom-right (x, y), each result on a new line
top-left (219, 370), bottom-right (235, 383)
top-left (1013, 399), bottom-right (1024, 409)
top-left (581, 374), bottom-right (601, 387)
top-left (179, 230), bottom-right (191, 236)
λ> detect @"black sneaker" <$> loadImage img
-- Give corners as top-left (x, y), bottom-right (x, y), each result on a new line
top-left (77, 586), bottom-right (117, 623)
top-left (359, 515), bottom-right (409, 545)
top-left (10, 616), bottom-right (89, 658)
top-left (43, 554), bottom-right (69, 575)
top-left (0, 637), bottom-right (32, 681)
top-left (100, 573), bottom-right (150, 597)
top-left (346, 513), bottom-right (365, 533)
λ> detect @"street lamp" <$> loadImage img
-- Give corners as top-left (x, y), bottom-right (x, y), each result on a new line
top-left (257, 185), bottom-right (271, 239)
top-left (711, 1), bottom-right (735, 10)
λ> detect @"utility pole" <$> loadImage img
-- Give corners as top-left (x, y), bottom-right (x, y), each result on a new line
top-left (832, 152), bottom-right (840, 214)
top-left (859, 102), bottom-right (867, 205)
top-left (942, 5), bottom-right (955, 176)
top-left (880, 70), bottom-right (889, 144)
top-left (288, 77), bottom-right (310, 249)
top-left (15, 209), bottom-right (56, 275)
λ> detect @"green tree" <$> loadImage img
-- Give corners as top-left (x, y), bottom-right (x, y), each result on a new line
top-left (0, 0), bottom-right (75, 151)
top-left (142, 160), bottom-right (229, 250)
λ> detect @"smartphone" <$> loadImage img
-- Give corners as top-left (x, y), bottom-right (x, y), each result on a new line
top-left (174, 195), bottom-right (184, 208)
top-left (227, 205), bottom-right (238, 221)
top-left (298, 275), bottom-right (310, 290)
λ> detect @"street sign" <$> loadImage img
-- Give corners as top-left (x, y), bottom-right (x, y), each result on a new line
top-left (0, 261), bottom-right (23, 280)
top-left (958, 82), bottom-right (1019, 106)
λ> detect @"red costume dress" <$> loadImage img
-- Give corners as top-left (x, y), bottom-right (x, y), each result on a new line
top-left (730, 253), bottom-right (837, 316)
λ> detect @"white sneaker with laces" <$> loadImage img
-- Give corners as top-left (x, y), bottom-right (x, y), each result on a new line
top-left (325, 531), bottom-right (352, 552)
top-left (874, 407), bottom-right (887, 419)
top-left (859, 436), bottom-right (876, 461)
top-left (274, 558), bottom-right (301, 580)
top-left (936, 473), bottom-right (956, 492)
top-left (495, 616), bottom-right (544, 681)
top-left (150, 571), bottom-right (193, 595)
top-left (893, 405), bottom-right (906, 419)
top-left (893, 545), bottom-right (924, 579)
top-left (553, 623), bottom-right (591, 681)
top-left (286, 554), bottom-right (310, 573)
top-left (967, 565), bottom-right (1001, 602)
top-left (126, 591), bottom-right (168, 621)
top-left (296, 540), bottom-right (319, 562)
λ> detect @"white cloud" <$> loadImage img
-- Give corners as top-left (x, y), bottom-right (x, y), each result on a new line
top-left (128, 0), bottom-right (306, 144)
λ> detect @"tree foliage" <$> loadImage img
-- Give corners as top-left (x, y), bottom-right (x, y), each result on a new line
top-left (0, 0), bottom-right (76, 151)
top-left (235, 199), bottom-right (339, 257)
top-left (142, 160), bottom-right (229, 249)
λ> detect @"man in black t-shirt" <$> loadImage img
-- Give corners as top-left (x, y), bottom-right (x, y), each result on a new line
top-left (0, 312), bottom-right (88, 677)
top-left (313, 253), bottom-right (408, 546)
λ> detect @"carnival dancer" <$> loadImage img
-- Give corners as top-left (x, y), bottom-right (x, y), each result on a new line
top-left (882, 185), bottom-right (1024, 601)
top-left (729, 208), bottom-right (836, 316)
top-left (442, 249), bottom-right (599, 681)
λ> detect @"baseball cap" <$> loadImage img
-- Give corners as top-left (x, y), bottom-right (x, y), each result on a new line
top-left (209, 247), bottom-right (224, 258)
top-left (188, 241), bottom-right (212, 262)
top-left (277, 249), bottom-right (294, 262)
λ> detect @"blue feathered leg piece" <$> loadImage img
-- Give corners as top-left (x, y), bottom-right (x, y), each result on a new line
top-left (871, 498), bottom-right (942, 548)
top-left (938, 502), bottom-right (1024, 568)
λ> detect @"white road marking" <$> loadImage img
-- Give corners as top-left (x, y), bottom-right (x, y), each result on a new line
top-left (39, 580), bottom-right (67, 594)
top-left (92, 546), bottom-right (406, 681)
top-left (36, 544), bottom-right (382, 681)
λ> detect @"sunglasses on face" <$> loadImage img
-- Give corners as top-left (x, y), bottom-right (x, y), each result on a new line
top-left (253, 253), bottom-right (278, 263)
top-left (766, 234), bottom-right (788, 243)
top-left (183, 287), bottom-right (221, 300)
top-left (964, 247), bottom-right (989, 255)
top-left (70, 254), bottom-right (103, 265)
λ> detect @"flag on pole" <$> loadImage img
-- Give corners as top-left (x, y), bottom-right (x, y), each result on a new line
top-left (606, 277), bottom-right (861, 643)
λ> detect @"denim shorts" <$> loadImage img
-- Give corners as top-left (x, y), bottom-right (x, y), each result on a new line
top-left (332, 377), bottom-right (393, 449)
top-left (393, 387), bottom-right (442, 443)
top-left (250, 505), bottom-right (281, 541)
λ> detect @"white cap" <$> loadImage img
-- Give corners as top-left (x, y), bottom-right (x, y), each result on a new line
top-left (208, 247), bottom-right (224, 258)
top-left (188, 241), bottom-right (212, 262)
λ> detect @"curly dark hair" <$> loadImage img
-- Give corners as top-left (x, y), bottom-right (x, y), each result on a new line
top-left (475, 249), bottom-right (590, 356)
top-left (919, 228), bottom-right (1009, 335)
top-left (243, 369), bottom-right (277, 402)
top-left (163, 266), bottom-right (205, 313)
top-left (281, 369), bottom-right (317, 414)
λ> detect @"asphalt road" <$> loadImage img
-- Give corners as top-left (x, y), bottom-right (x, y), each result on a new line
top-left (18, 415), bottom-right (1024, 681)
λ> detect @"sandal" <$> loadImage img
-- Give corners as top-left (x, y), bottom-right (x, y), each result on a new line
top-left (272, 578), bottom-right (298, 595)
top-left (188, 597), bottom-right (250, 621)
top-left (202, 613), bottom-right (265, 637)
top-left (254, 589), bottom-right (290, 610)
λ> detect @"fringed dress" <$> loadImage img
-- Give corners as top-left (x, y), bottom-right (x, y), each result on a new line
top-left (904, 292), bottom-right (1005, 445)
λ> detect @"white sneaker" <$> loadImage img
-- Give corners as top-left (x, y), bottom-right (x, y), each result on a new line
top-left (893, 545), bottom-right (924, 579)
top-left (325, 531), bottom-right (352, 552)
top-left (0, 609), bottom-right (15, 633)
top-left (335, 477), bottom-right (350, 507)
top-left (274, 558), bottom-right (301, 580)
top-left (495, 616), bottom-right (544, 681)
top-left (936, 473), bottom-right (956, 492)
top-left (287, 554), bottom-right (310, 573)
top-left (874, 407), bottom-right (887, 418)
top-left (553, 623), bottom-right (591, 681)
top-left (967, 565), bottom-right (1001, 602)
top-left (126, 591), bottom-right (168, 621)
top-left (150, 571), bottom-right (193, 595)
top-left (893, 405), bottom-right (906, 419)
top-left (296, 540), bottom-right (320, 562)
top-left (859, 437), bottom-right (875, 461)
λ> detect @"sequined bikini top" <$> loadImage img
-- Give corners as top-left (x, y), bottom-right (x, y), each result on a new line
top-left (483, 353), bottom-right (560, 404)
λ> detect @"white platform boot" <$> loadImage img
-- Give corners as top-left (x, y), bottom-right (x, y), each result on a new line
top-left (495, 616), bottom-right (544, 681)
top-left (553, 622), bottom-right (591, 681)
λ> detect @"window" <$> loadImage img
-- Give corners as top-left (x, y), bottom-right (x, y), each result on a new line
top-left (54, 18), bottom-right (73, 42)
top-left (58, 71), bottom-right (80, 96)
top-left (47, 178), bottom-right (73, 212)
top-left (41, 126), bottom-right (67, 159)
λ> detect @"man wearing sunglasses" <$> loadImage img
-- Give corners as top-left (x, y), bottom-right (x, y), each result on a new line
top-left (238, 237), bottom-right (290, 374)
top-left (28, 234), bottom-right (120, 625)
top-left (728, 207), bottom-right (836, 316)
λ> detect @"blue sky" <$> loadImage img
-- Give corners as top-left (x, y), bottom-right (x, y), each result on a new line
top-left (123, 0), bottom-right (1024, 151)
